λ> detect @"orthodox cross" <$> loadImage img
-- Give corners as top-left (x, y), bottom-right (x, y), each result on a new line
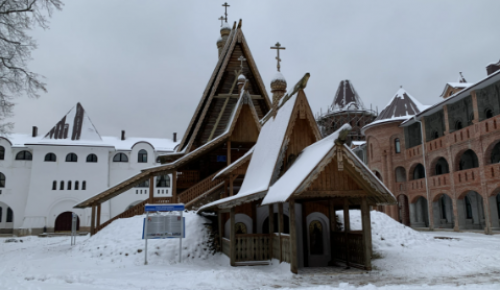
top-left (238, 55), bottom-right (246, 71)
top-left (218, 16), bottom-right (224, 27)
top-left (270, 42), bottom-right (286, 72)
top-left (222, 2), bottom-right (230, 22)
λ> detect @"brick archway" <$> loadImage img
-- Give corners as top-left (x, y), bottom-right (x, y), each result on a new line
top-left (397, 194), bottom-right (410, 226)
top-left (484, 139), bottom-right (500, 165)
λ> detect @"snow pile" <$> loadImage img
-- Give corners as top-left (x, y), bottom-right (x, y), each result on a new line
top-left (76, 211), bottom-right (212, 265)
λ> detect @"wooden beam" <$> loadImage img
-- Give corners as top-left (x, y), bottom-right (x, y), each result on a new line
top-left (230, 208), bottom-right (236, 266)
top-left (278, 203), bottom-right (284, 263)
top-left (97, 203), bottom-right (101, 228)
top-left (215, 94), bottom-right (262, 99)
top-left (361, 197), bottom-right (372, 270)
top-left (227, 141), bottom-right (231, 165)
top-left (289, 199), bottom-right (298, 274)
top-left (328, 199), bottom-right (336, 265)
top-left (172, 172), bottom-right (177, 203)
top-left (149, 175), bottom-right (154, 203)
top-left (343, 198), bottom-right (350, 268)
top-left (208, 97), bottom-right (231, 141)
top-left (295, 190), bottom-right (366, 199)
top-left (268, 205), bottom-right (274, 260)
top-left (229, 175), bottom-right (234, 196)
top-left (90, 204), bottom-right (96, 236)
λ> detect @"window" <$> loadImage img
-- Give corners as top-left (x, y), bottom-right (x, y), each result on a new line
top-left (137, 179), bottom-right (149, 188)
top-left (465, 196), bottom-right (473, 219)
top-left (156, 175), bottom-right (170, 187)
top-left (0, 207), bottom-right (2, 222)
top-left (75, 181), bottom-right (79, 190)
top-left (52, 181), bottom-right (57, 190)
top-left (66, 153), bottom-right (78, 162)
top-left (86, 154), bottom-right (98, 163)
top-left (0, 146), bottom-right (4, 160)
top-left (15, 150), bottom-right (32, 160)
top-left (67, 181), bottom-right (72, 190)
top-left (486, 109), bottom-right (494, 119)
top-left (440, 196), bottom-right (447, 219)
top-left (0, 173), bottom-right (5, 188)
top-left (156, 156), bottom-right (162, 164)
top-left (60, 181), bottom-right (64, 190)
top-left (455, 121), bottom-right (463, 131)
top-left (412, 164), bottom-right (425, 180)
top-left (6, 207), bottom-right (13, 222)
top-left (497, 195), bottom-right (500, 219)
top-left (434, 158), bottom-right (449, 175)
top-left (458, 149), bottom-right (479, 171)
top-left (138, 149), bottom-right (147, 163)
top-left (82, 181), bottom-right (86, 190)
top-left (45, 153), bottom-right (56, 162)
top-left (113, 153), bottom-right (128, 162)
top-left (394, 138), bottom-right (401, 153)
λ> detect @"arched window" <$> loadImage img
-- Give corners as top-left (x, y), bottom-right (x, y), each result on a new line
top-left (490, 142), bottom-right (500, 164)
top-left (52, 181), bottom-right (57, 190)
top-left (467, 114), bottom-right (474, 126)
top-left (86, 154), bottom-right (98, 163)
top-left (113, 153), bottom-right (128, 162)
top-left (0, 173), bottom-right (5, 187)
top-left (412, 164), bottom-right (425, 180)
top-left (434, 157), bottom-right (449, 175)
top-left (395, 167), bottom-right (406, 182)
top-left (156, 156), bottom-right (162, 164)
top-left (455, 121), bottom-right (463, 131)
top-left (15, 150), bottom-right (32, 160)
top-left (75, 181), bottom-right (79, 190)
top-left (235, 222), bottom-right (247, 234)
top-left (44, 153), bottom-right (56, 162)
top-left (137, 179), bottom-right (149, 188)
top-left (6, 207), bottom-right (13, 222)
top-left (60, 181), bottom-right (64, 190)
top-left (65, 153), bottom-right (78, 162)
top-left (67, 181), bottom-right (72, 190)
top-left (0, 207), bottom-right (2, 222)
top-left (82, 181), bottom-right (86, 190)
top-left (263, 213), bottom-right (290, 234)
top-left (156, 175), bottom-right (170, 187)
top-left (394, 138), bottom-right (401, 153)
top-left (0, 146), bottom-right (4, 160)
top-left (486, 109), bottom-right (494, 119)
top-left (458, 149), bottom-right (479, 171)
top-left (138, 149), bottom-right (147, 163)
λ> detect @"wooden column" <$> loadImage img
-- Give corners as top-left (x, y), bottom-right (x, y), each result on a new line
top-left (230, 208), bottom-right (236, 266)
top-left (252, 201), bottom-right (257, 234)
top-left (229, 174), bottom-right (234, 196)
top-left (278, 203), bottom-right (284, 263)
top-left (361, 198), bottom-right (372, 270)
top-left (343, 198), bottom-right (350, 267)
top-left (97, 203), bottom-right (101, 229)
top-left (149, 175), bottom-right (154, 203)
top-left (227, 140), bottom-right (231, 165)
top-left (224, 179), bottom-right (228, 198)
top-left (172, 171), bottom-right (177, 203)
top-left (289, 200), bottom-right (298, 274)
top-left (328, 199), bottom-right (336, 265)
top-left (90, 204), bottom-right (96, 236)
top-left (268, 205), bottom-right (274, 260)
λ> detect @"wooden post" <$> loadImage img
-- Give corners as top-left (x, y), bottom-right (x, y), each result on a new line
top-left (252, 201), bottom-right (257, 234)
top-left (361, 197), bottom-right (372, 270)
top-left (224, 179), bottom-right (228, 198)
top-left (229, 174), bottom-right (234, 196)
top-left (278, 203), bottom-right (284, 263)
top-left (289, 199), bottom-right (298, 274)
top-left (269, 205), bottom-right (274, 260)
top-left (149, 175), bottom-right (154, 203)
top-left (328, 199), bottom-right (336, 265)
top-left (90, 204), bottom-right (96, 236)
top-left (218, 210), bottom-right (223, 252)
top-left (172, 171), bottom-right (177, 203)
top-left (227, 140), bottom-right (231, 165)
top-left (230, 208), bottom-right (236, 266)
top-left (97, 203), bottom-right (101, 229)
top-left (343, 198), bottom-right (350, 267)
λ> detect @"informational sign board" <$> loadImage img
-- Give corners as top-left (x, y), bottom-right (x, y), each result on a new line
top-left (142, 203), bottom-right (185, 265)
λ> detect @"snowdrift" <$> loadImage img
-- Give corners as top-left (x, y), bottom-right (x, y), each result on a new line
top-left (76, 212), bottom-right (213, 265)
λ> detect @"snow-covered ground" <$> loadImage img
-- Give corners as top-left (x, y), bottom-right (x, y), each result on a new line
top-left (1, 211), bottom-right (499, 290)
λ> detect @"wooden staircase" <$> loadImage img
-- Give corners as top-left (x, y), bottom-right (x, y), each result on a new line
top-left (93, 171), bottom-right (224, 235)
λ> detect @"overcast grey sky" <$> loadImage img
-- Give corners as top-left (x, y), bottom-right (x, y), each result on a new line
top-left (9, 0), bottom-right (500, 140)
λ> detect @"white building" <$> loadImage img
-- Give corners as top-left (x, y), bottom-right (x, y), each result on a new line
top-left (0, 103), bottom-right (177, 235)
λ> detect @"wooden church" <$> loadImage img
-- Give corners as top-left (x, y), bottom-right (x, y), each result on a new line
top-left (75, 16), bottom-right (396, 274)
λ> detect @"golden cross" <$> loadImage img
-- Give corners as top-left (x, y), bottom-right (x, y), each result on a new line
top-left (270, 42), bottom-right (286, 72)
top-left (218, 16), bottom-right (224, 27)
top-left (238, 55), bottom-right (246, 70)
top-left (222, 2), bottom-right (230, 22)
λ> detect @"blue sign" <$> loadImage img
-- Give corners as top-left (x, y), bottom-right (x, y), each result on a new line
top-left (217, 155), bottom-right (227, 162)
top-left (145, 204), bottom-right (185, 212)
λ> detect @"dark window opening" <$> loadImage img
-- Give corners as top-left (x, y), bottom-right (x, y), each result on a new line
top-left (0, 146), bottom-right (5, 160)
top-left (412, 164), bottom-right (425, 180)
top-left (490, 143), bottom-right (500, 164)
top-left (113, 153), bottom-right (128, 162)
top-left (434, 158), bottom-right (449, 175)
top-left (52, 181), bottom-right (57, 190)
top-left (0, 173), bottom-right (5, 188)
top-left (45, 153), bottom-right (56, 162)
top-left (75, 181), bottom-right (79, 190)
top-left (60, 181), bottom-right (64, 190)
top-left (82, 181), bottom-right (86, 190)
top-left (394, 138), bottom-right (401, 153)
top-left (66, 153), bottom-right (78, 162)
top-left (86, 154), bottom-right (98, 163)
top-left (6, 207), bottom-right (13, 222)
top-left (156, 175), bottom-right (170, 188)
top-left (465, 196), bottom-right (473, 219)
top-left (262, 213), bottom-right (290, 234)
top-left (138, 149), bottom-right (148, 163)
top-left (455, 121), bottom-right (463, 131)
top-left (458, 149), bottom-right (479, 171)
top-left (137, 179), bottom-right (149, 188)
top-left (486, 109), bottom-right (494, 119)
top-left (67, 181), bottom-right (72, 190)
top-left (15, 150), bottom-right (32, 160)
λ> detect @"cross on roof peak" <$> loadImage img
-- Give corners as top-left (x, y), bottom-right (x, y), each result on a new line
top-left (238, 55), bottom-right (246, 70)
top-left (218, 16), bottom-right (224, 27)
top-left (270, 42), bottom-right (286, 72)
top-left (222, 2), bottom-right (230, 23)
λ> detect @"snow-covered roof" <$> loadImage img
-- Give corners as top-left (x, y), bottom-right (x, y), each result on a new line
top-left (362, 88), bottom-right (428, 133)
top-left (43, 103), bottom-right (102, 142)
top-left (271, 72), bottom-right (286, 82)
top-left (351, 141), bottom-right (366, 147)
top-left (331, 80), bottom-right (364, 112)
top-left (212, 146), bottom-right (254, 180)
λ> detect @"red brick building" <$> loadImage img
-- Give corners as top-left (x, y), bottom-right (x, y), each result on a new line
top-left (362, 62), bottom-right (500, 235)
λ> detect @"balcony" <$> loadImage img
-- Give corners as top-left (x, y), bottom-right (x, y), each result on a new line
top-left (429, 174), bottom-right (449, 190)
top-left (394, 182), bottom-right (406, 193)
top-left (449, 125), bottom-right (474, 146)
top-left (484, 163), bottom-right (500, 183)
top-left (453, 168), bottom-right (480, 187)
top-left (426, 135), bottom-right (447, 152)
top-left (408, 178), bottom-right (426, 195)
top-left (406, 146), bottom-right (422, 159)
top-left (479, 115), bottom-right (500, 135)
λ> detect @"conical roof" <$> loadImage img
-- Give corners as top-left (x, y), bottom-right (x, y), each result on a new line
top-left (331, 80), bottom-right (364, 111)
top-left (375, 88), bottom-right (426, 122)
top-left (43, 103), bottom-right (102, 141)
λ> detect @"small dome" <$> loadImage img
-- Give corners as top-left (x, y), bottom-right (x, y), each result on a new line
top-left (220, 22), bottom-right (231, 36)
top-left (238, 73), bottom-right (246, 81)
top-left (216, 36), bottom-right (224, 48)
top-left (270, 72), bottom-right (287, 92)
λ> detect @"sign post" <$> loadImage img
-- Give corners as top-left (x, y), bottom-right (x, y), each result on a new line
top-left (70, 213), bottom-right (77, 246)
top-left (142, 204), bottom-right (185, 265)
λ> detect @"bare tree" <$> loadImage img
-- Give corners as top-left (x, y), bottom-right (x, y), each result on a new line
top-left (0, 0), bottom-right (62, 134)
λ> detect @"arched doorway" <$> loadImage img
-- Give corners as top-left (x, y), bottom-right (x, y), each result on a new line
top-left (262, 213), bottom-right (290, 234)
top-left (457, 191), bottom-right (484, 230)
top-left (412, 164), bottom-right (426, 180)
top-left (432, 194), bottom-right (453, 228)
top-left (395, 167), bottom-right (407, 182)
top-left (0, 202), bottom-right (14, 233)
top-left (397, 194), bottom-right (410, 226)
top-left (55, 212), bottom-right (79, 232)
top-left (458, 150), bottom-right (479, 171)
top-left (410, 196), bottom-right (429, 228)
top-left (488, 192), bottom-right (500, 230)
top-left (306, 212), bottom-right (330, 267)
top-left (434, 158), bottom-right (449, 175)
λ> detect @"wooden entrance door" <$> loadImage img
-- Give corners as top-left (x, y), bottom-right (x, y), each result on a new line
top-left (306, 213), bottom-right (331, 267)
top-left (55, 212), bottom-right (79, 232)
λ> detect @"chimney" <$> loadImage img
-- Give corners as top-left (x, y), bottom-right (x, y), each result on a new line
top-left (173, 132), bottom-right (177, 142)
top-left (121, 130), bottom-right (125, 141)
top-left (32, 126), bottom-right (38, 138)
top-left (486, 61), bottom-right (500, 76)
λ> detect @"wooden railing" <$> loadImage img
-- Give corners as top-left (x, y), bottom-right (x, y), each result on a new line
top-left (178, 171), bottom-right (225, 206)
top-left (235, 234), bottom-right (271, 262)
top-left (177, 170), bottom-right (200, 188)
top-left (281, 235), bottom-right (290, 263)
top-left (331, 231), bottom-right (365, 267)
top-left (222, 238), bottom-right (231, 257)
top-left (272, 234), bottom-right (281, 260)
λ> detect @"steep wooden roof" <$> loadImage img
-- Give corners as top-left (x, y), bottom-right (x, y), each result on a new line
top-left (178, 20), bottom-right (271, 153)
